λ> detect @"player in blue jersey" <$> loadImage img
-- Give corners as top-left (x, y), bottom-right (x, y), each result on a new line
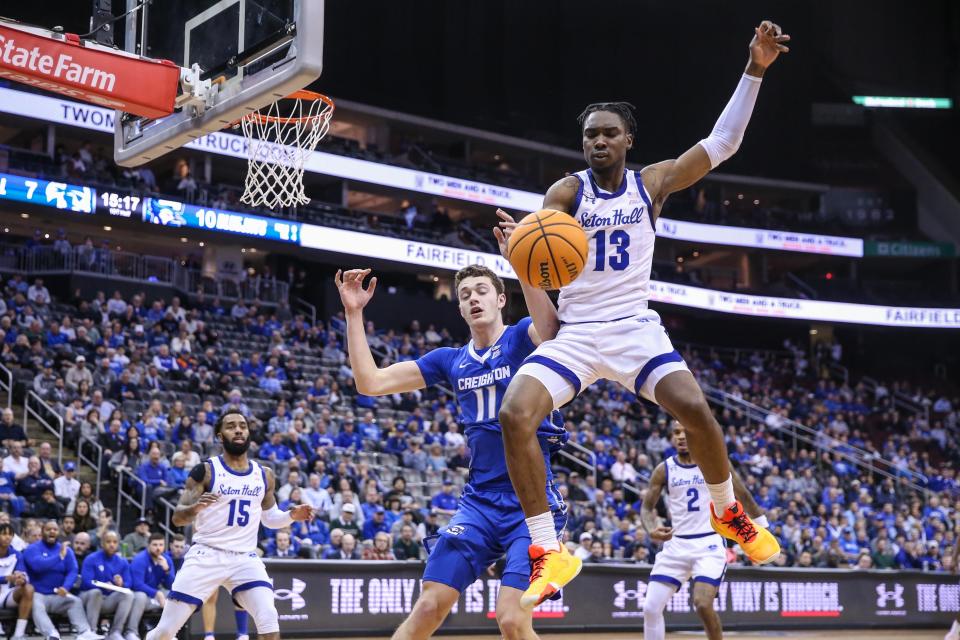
top-left (335, 243), bottom-right (566, 640)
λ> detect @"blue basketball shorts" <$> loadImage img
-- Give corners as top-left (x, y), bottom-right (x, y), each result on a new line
top-left (422, 486), bottom-right (567, 593)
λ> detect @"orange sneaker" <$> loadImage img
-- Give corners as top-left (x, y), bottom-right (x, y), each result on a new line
top-left (521, 544), bottom-right (582, 610)
top-left (710, 501), bottom-right (781, 565)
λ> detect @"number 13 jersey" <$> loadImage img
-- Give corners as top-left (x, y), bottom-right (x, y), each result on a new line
top-left (557, 169), bottom-right (657, 323)
top-left (194, 455), bottom-right (266, 552)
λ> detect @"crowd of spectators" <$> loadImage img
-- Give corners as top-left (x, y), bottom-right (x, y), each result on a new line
top-left (0, 269), bottom-right (957, 588)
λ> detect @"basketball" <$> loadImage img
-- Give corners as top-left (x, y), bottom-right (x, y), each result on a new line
top-left (507, 210), bottom-right (588, 290)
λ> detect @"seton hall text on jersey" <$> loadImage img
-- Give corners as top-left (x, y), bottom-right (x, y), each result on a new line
top-left (580, 207), bottom-right (646, 230)
top-left (457, 365), bottom-right (511, 391)
top-left (217, 483), bottom-right (264, 497)
top-left (670, 474), bottom-right (705, 488)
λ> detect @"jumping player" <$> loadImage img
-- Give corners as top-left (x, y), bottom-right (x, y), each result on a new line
top-left (335, 251), bottom-right (566, 640)
top-left (145, 412), bottom-right (314, 640)
top-left (641, 422), bottom-right (766, 640)
top-left (0, 523), bottom-right (32, 640)
top-left (497, 20), bottom-right (789, 608)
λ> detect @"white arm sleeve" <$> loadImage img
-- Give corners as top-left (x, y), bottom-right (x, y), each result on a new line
top-left (261, 505), bottom-right (294, 529)
top-left (698, 73), bottom-right (763, 168)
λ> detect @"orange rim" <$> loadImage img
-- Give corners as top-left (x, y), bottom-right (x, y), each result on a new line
top-left (244, 90), bottom-right (335, 125)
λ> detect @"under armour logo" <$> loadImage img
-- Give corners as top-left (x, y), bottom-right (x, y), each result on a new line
top-left (613, 580), bottom-right (644, 609)
top-left (274, 578), bottom-right (307, 611)
top-left (875, 583), bottom-right (904, 608)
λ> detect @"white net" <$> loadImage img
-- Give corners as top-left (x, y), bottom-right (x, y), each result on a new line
top-left (240, 92), bottom-right (334, 209)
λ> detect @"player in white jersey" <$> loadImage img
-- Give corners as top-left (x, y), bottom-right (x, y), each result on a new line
top-left (0, 523), bottom-right (32, 640)
top-left (145, 411), bottom-right (314, 640)
top-left (640, 423), bottom-right (765, 640)
top-left (497, 20), bottom-right (789, 607)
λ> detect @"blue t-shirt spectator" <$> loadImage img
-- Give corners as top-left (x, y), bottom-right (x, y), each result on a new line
top-left (22, 539), bottom-right (78, 594)
top-left (81, 549), bottom-right (132, 594)
top-left (129, 549), bottom-right (175, 597)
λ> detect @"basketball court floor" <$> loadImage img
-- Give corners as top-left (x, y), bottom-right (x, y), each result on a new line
top-left (352, 630), bottom-right (944, 640)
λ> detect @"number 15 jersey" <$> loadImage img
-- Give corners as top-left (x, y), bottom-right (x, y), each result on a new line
top-left (193, 455), bottom-right (266, 552)
top-left (557, 169), bottom-right (657, 323)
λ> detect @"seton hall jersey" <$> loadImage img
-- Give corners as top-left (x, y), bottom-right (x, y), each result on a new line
top-left (193, 455), bottom-right (266, 553)
top-left (664, 455), bottom-right (714, 536)
top-left (557, 168), bottom-right (657, 323)
top-left (0, 548), bottom-right (20, 599)
top-left (416, 317), bottom-right (568, 490)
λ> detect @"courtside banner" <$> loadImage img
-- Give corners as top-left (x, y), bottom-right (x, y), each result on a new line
top-left (198, 562), bottom-right (957, 637)
top-left (0, 86), bottom-right (865, 256)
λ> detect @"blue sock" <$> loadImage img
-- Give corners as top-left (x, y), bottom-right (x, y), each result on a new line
top-left (235, 610), bottom-right (249, 637)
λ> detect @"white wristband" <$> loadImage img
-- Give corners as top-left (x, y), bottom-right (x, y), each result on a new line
top-left (698, 73), bottom-right (762, 168)
top-left (261, 505), bottom-right (294, 529)
top-left (754, 514), bottom-right (769, 529)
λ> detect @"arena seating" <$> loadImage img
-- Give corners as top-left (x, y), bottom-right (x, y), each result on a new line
top-left (0, 266), bottom-right (956, 574)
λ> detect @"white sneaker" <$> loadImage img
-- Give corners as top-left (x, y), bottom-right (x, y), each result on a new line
top-left (236, 634), bottom-right (249, 640)
top-left (77, 631), bottom-right (106, 640)
top-left (123, 631), bottom-right (140, 640)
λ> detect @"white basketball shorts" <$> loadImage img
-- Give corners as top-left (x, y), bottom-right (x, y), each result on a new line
top-left (516, 310), bottom-right (689, 408)
top-left (168, 543), bottom-right (273, 607)
top-left (650, 533), bottom-right (727, 589)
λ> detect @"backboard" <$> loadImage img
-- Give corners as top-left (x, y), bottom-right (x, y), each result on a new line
top-left (114, 0), bottom-right (324, 167)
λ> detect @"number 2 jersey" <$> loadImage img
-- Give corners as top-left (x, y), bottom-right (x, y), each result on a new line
top-left (193, 455), bottom-right (266, 553)
top-left (557, 168), bottom-right (657, 323)
top-left (664, 455), bottom-right (714, 536)
top-left (416, 317), bottom-right (569, 491)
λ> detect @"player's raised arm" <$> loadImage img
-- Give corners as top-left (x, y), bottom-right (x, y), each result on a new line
top-left (493, 208), bottom-right (560, 345)
top-left (335, 268), bottom-right (428, 396)
top-left (641, 463), bottom-right (673, 541)
top-left (731, 467), bottom-right (768, 527)
top-left (641, 20), bottom-right (790, 211)
top-left (172, 461), bottom-right (218, 526)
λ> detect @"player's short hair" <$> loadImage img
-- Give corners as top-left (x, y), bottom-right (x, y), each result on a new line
top-left (455, 265), bottom-right (504, 296)
top-left (172, 533), bottom-right (185, 543)
top-left (215, 409), bottom-right (247, 436)
top-left (149, 532), bottom-right (165, 543)
top-left (577, 102), bottom-right (638, 137)
top-left (0, 523), bottom-right (12, 536)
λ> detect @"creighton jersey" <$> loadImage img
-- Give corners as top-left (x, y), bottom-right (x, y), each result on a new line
top-left (558, 168), bottom-right (657, 323)
top-left (415, 317), bottom-right (568, 490)
top-left (664, 455), bottom-right (714, 536)
top-left (193, 456), bottom-right (266, 553)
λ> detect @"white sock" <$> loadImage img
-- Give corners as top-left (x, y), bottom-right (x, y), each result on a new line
top-left (14, 619), bottom-right (28, 637)
top-left (526, 512), bottom-right (560, 551)
top-left (950, 620), bottom-right (960, 636)
top-left (706, 474), bottom-right (736, 511)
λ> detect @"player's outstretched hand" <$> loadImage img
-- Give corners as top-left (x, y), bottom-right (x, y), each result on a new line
top-left (335, 268), bottom-right (378, 313)
top-left (749, 20), bottom-right (790, 69)
top-left (289, 504), bottom-right (315, 522)
top-left (649, 525), bottom-right (674, 543)
top-left (493, 208), bottom-right (518, 259)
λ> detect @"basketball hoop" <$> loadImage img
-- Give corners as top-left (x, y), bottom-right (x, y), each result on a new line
top-left (239, 90), bottom-right (335, 209)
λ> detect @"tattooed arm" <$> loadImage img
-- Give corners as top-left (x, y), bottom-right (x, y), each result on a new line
top-left (172, 460), bottom-right (219, 527)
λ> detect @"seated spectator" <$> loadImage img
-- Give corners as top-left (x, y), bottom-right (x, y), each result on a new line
top-left (166, 457), bottom-right (190, 491)
top-left (3, 442), bottom-right (30, 480)
top-left (363, 532), bottom-right (395, 560)
top-left (0, 407), bottom-right (28, 447)
top-left (586, 540), bottom-right (607, 563)
top-left (129, 533), bottom-right (174, 635)
top-left (53, 461), bottom-right (80, 505)
top-left (67, 356), bottom-right (93, 392)
top-left (0, 458), bottom-right (24, 516)
top-left (334, 419), bottom-right (363, 450)
top-left (323, 533), bottom-right (360, 560)
top-left (259, 367), bottom-right (283, 395)
top-left (260, 432), bottom-right (294, 466)
top-left (33, 488), bottom-right (64, 520)
top-left (151, 345), bottom-right (179, 372)
top-left (170, 439), bottom-right (200, 471)
top-left (265, 529), bottom-right (300, 558)
top-left (22, 520), bottom-right (102, 640)
top-left (17, 457), bottom-right (54, 512)
top-left (267, 406), bottom-right (291, 436)
top-left (429, 480), bottom-right (459, 516)
top-left (80, 530), bottom-right (136, 640)
top-left (392, 525), bottom-right (420, 561)
top-left (329, 503), bottom-right (361, 539)
top-left (169, 535), bottom-right (187, 573)
top-left (122, 519), bottom-right (152, 556)
top-left (362, 507), bottom-right (390, 540)
top-left (37, 442), bottom-right (61, 479)
top-left (426, 443), bottom-right (447, 472)
top-left (303, 473), bottom-right (332, 513)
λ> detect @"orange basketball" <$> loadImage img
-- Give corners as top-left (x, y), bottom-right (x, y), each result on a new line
top-left (507, 209), bottom-right (588, 290)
